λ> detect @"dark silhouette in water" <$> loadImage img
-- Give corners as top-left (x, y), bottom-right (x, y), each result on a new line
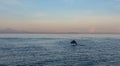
top-left (70, 40), bottom-right (77, 46)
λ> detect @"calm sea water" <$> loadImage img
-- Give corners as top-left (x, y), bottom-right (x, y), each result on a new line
top-left (0, 34), bottom-right (120, 66)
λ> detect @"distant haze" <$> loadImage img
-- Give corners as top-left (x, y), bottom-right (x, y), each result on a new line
top-left (0, 0), bottom-right (120, 34)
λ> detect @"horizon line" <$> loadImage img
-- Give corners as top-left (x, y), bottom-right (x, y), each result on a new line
top-left (0, 32), bottom-right (120, 34)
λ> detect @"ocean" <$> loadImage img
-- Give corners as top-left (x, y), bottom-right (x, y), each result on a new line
top-left (0, 34), bottom-right (120, 66)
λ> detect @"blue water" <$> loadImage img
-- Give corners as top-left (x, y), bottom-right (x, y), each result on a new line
top-left (0, 34), bottom-right (120, 66)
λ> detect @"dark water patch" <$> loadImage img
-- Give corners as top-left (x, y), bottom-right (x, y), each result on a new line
top-left (0, 64), bottom-right (7, 66)
top-left (0, 47), bottom-right (12, 51)
top-left (16, 65), bottom-right (27, 66)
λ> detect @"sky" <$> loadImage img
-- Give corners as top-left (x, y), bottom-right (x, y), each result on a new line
top-left (0, 0), bottom-right (120, 34)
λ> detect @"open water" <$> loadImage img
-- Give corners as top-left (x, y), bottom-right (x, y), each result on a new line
top-left (0, 34), bottom-right (120, 66)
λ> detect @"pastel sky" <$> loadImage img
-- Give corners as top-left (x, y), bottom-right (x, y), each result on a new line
top-left (0, 0), bottom-right (120, 33)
